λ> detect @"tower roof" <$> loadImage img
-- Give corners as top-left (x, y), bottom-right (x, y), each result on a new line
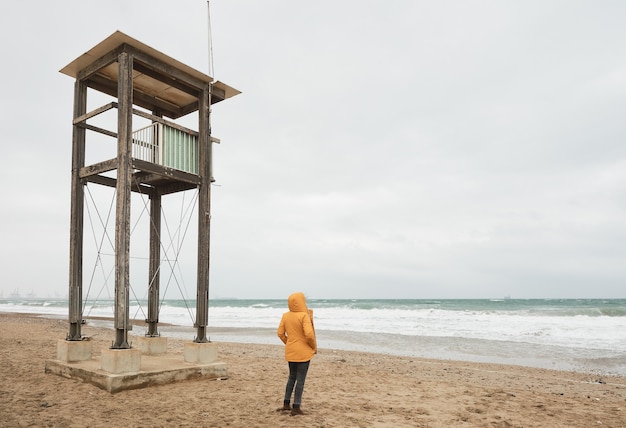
top-left (60, 31), bottom-right (240, 119)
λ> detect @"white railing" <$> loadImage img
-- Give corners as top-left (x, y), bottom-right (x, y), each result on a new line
top-left (132, 123), bottom-right (160, 164)
top-left (132, 123), bottom-right (198, 174)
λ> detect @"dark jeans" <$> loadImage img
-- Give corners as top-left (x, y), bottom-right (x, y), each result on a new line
top-left (284, 361), bottom-right (310, 406)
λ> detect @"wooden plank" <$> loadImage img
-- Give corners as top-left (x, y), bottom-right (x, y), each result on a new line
top-left (73, 102), bottom-right (117, 125)
top-left (210, 85), bottom-right (226, 104)
top-left (84, 174), bottom-right (156, 197)
top-left (77, 123), bottom-right (117, 139)
top-left (75, 47), bottom-right (120, 81)
top-left (132, 159), bottom-right (202, 185)
top-left (156, 182), bottom-right (198, 196)
top-left (132, 60), bottom-right (200, 97)
top-left (87, 75), bottom-right (184, 119)
top-left (127, 44), bottom-right (207, 90)
top-left (132, 108), bottom-right (199, 137)
top-left (79, 158), bottom-right (118, 178)
top-left (132, 108), bottom-right (168, 125)
top-left (132, 174), bottom-right (199, 190)
top-left (179, 101), bottom-right (200, 117)
top-left (84, 174), bottom-right (116, 189)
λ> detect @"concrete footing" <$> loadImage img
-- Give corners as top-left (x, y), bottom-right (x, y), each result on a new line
top-left (45, 339), bottom-right (228, 393)
top-left (101, 348), bottom-right (141, 374)
top-left (184, 342), bottom-right (218, 364)
top-left (56, 339), bottom-right (92, 362)
top-left (135, 336), bottom-right (167, 356)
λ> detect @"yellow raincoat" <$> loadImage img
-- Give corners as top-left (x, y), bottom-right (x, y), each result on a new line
top-left (277, 292), bottom-right (317, 362)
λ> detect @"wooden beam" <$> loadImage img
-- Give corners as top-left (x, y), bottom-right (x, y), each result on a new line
top-left (73, 102), bottom-right (117, 125)
top-left (76, 47), bottom-right (120, 81)
top-left (84, 174), bottom-right (116, 189)
top-left (77, 123), bottom-right (117, 139)
top-left (126, 44), bottom-right (208, 90)
top-left (79, 158), bottom-right (118, 178)
top-left (132, 60), bottom-right (200, 97)
top-left (156, 182), bottom-right (198, 195)
top-left (132, 159), bottom-right (202, 185)
top-left (132, 108), bottom-right (200, 137)
top-left (87, 75), bottom-right (184, 119)
top-left (84, 174), bottom-right (156, 197)
top-left (210, 85), bottom-right (226, 104)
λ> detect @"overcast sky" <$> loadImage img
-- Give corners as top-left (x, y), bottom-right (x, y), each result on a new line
top-left (1, 1), bottom-right (625, 300)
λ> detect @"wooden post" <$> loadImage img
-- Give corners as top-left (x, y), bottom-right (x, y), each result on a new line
top-left (67, 80), bottom-right (87, 341)
top-left (146, 109), bottom-right (163, 337)
top-left (195, 84), bottom-right (211, 343)
top-left (146, 192), bottom-right (161, 336)
top-left (112, 50), bottom-right (133, 349)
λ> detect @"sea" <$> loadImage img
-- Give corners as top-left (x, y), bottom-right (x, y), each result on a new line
top-left (1, 297), bottom-right (625, 377)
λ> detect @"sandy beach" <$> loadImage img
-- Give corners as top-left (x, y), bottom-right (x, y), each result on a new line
top-left (1, 312), bottom-right (625, 427)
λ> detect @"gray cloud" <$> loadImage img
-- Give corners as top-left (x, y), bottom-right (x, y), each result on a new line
top-left (1, 1), bottom-right (625, 299)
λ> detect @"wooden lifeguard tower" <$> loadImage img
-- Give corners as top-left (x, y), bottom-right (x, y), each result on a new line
top-left (51, 31), bottom-right (239, 382)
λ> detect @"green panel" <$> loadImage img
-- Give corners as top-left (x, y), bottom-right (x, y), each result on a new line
top-left (160, 125), bottom-right (198, 174)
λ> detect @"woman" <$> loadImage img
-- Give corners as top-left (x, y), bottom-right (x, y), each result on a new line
top-left (276, 292), bottom-right (317, 416)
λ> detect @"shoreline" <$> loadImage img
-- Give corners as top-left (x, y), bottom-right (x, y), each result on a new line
top-left (5, 309), bottom-right (626, 377)
top-left (78, 314), bottom-right (626, 378)
top-left (2, 312), bottom-right (626, 427)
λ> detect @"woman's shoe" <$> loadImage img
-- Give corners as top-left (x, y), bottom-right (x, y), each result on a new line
top-left (276, 403), bottom-right (291, 412)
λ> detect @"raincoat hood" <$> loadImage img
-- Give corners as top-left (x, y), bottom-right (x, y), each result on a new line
top-left (288, 292), bottom-right (308, 313)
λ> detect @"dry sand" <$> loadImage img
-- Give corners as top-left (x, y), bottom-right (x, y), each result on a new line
top-left (1, 312), bottom-right (625, 427)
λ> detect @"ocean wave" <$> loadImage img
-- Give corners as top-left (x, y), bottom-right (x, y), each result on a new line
top-left (1, 298), bottom-right (625, 352)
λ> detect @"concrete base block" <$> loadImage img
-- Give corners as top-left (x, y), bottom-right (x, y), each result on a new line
top-left (101, 348), bottom-right (141, 374)
top-left (184, 342), bottom-right (218, 364)
top-left (135, 336), bottom-right (167, 355)
top-left (45, 353), bottom-right (228, 393)
top-left (56, 339), bottom-right (92, 362)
